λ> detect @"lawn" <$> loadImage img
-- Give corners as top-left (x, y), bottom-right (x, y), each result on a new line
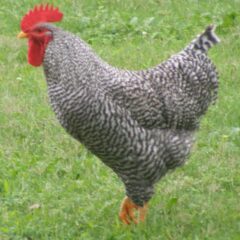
top-left (0, 0), bottom-right (240, 239)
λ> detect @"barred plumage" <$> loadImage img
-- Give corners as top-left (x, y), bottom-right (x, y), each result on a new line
top-left (36, 24), bottom-right (220, 207)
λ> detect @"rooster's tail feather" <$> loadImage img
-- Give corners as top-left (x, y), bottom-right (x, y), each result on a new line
top-left (189, 25), bottom-right (220, 52)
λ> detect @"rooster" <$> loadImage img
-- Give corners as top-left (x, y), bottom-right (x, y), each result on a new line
top-left (18, 4), bottom-right (220, 224)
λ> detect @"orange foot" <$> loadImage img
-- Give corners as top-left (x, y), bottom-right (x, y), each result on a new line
top-left (119, 196), bottom-right (148, 225)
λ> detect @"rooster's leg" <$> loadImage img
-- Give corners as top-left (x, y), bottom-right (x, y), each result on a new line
top-left (119, 196), bottom-right (148, 224)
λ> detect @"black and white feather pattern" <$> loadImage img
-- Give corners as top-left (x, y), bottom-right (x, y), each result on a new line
top-left (42, 24), bottom-right (219, 206)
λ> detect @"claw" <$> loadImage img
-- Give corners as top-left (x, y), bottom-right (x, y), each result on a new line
top-left (119, 196), bottom-right (148, 225)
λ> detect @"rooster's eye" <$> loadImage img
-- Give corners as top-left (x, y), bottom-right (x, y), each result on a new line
top-left (35, 28), bottom-right (43, 33)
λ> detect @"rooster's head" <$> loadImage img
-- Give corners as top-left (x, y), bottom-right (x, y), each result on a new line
top-left (18, 4), bottom-right (63, 66)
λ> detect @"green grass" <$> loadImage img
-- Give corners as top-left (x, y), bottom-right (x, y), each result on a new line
top-left (0, 0), bottom-right (240, 239)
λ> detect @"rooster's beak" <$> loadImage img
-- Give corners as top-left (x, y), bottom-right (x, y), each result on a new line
top-left (17, 31), bottom-right (28, 38)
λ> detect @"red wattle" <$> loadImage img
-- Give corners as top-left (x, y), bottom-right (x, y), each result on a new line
top-left (28, 39), bottom-right (45, 67)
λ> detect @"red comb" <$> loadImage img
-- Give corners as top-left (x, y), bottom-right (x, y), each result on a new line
top-left (21, 4), bottom-right (63, 32)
